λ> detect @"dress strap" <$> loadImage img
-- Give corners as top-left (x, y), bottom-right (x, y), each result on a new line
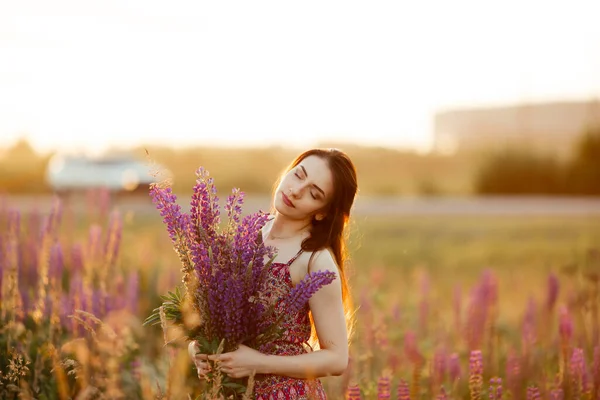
top-left (286, 248), bottom-right (304, 266)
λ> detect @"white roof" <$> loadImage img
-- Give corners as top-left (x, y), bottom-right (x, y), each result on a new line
top-left (46, 155), bottom-right (167, 191)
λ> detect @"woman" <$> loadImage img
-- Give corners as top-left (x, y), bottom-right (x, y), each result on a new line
top-left (188, 148), bottom-right (358, 399)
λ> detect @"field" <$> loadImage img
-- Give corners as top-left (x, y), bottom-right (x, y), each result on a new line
top-left (1, 193), bottom-right (599, 399)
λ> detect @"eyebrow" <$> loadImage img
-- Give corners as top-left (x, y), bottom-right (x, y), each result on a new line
top-left (300, 165), bottom-right (326, 197)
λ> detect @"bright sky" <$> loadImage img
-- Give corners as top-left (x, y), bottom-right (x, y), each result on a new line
top-left (1, 0), bottom-right (600, 155)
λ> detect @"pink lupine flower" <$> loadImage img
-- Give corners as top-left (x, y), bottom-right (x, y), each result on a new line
top-left (505, 349), bottom-right (522, 397)
top-left (469, 350), bottom-right (484, 400)
top-left (526, 385), bottom-right (541, 400)
top-left (592, 346), bottom-right (599, 400)
top-left (448, 353), bottom-right (462, 383)
top-left (346, 385), bottom-right (362, 400)
top-left (397, 379), bottom-right (410, 400)
top-left (488, 377), bottom-right (502, 400)
top-left (377, 376), bottom-right (391, 399)
top-left (569, 347), bottom-right (585, 398)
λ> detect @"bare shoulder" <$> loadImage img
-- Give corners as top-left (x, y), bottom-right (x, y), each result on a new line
top-left (308, 248), bottom-right (340, 276)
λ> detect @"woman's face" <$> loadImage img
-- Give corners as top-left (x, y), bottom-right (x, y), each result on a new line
top-left (273, 155), bottom-right (334, 220)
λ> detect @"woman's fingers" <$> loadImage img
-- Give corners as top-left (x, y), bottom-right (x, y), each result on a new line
top-left (188, 341), bottom-right (199, 359)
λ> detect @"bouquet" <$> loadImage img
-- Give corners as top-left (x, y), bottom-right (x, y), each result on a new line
top-left (144, 167), bottom-right (336, 399)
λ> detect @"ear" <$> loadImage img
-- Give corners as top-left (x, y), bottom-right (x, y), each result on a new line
top-left (315, 213), bottom-right (325, 221)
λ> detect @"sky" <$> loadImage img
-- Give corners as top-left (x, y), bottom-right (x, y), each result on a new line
top-left (1, 0), bottom-right (600, 155)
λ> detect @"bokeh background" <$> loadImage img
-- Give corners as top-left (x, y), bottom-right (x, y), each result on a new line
top-left (1, 1), bottom-right (600, 399)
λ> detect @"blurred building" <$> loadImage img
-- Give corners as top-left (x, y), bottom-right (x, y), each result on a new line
top-left (433, 99), bottom-right (600, 156)
top-left (46, 154), bottom-right (166, 195)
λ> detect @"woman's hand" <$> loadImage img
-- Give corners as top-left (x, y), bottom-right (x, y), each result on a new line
top-left (188, 340), bottom-right (211, 379)
top-left (208, 344), bottom-right (267, 379)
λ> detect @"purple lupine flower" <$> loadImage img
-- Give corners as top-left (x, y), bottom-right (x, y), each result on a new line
top-left (377, 376), bottom-right (391, 399)
top-left (150, 183), bottom-right (194, 286)
top-left (465, 271), bottom-right (497, 350)
top-left (224, 188), bottom-right (245, 234)
top-left (526, 386), bottom-right (541, 400)
top-left (505, 349), bottom-right (522, 397)
top-left (346, 385), bottom-right (361, 400)
top-left (582, 367), bottom-right (592, 396)
top-left (546, 272), bottom-right (560, 312)
top-left (431, 347), bottom-right (448, 389)
top-left (488, 377), bottom-right (502, 400)
top-left (397, 379), bottom-right (410, 400)
top-left (189, 167), bottom-right (220, 241)
top-left (284, 270), bottom-right (337, 315)
top-left (150, 185), bottom-right (191, 245)
top-left (448, 353), bottom-right (461, 383)
top-left (469, 350), bottom-right (483, 400)
top-left (569, 347), bottom-right (584, 398)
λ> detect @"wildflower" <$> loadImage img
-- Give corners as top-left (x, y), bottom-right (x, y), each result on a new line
top-left (448, 353), bottom-right (461, 383)
top-left (488, 377), bottom-right (502, 400)
top-left (396, 379), bottom-right (410, 400)
top-left (346, 384), bottom-right (361, 400)
top-left (469, 350), bottom-right (483, 400)
top-left (526, 385), bottom-right (541, 400)
top-left (377, 375), bottom-right (391, 399)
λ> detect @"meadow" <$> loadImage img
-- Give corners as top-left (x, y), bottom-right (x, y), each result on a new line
top-left (1, 191), bottom-right (599, 399)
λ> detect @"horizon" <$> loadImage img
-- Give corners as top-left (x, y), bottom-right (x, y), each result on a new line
top-left (2, 0), bottom-right (600, 156)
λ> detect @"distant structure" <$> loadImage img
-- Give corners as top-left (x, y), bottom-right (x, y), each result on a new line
top-left (46, 155), bottom-right (167, 195)
top-left (433, 99), bottom-right (600, 156)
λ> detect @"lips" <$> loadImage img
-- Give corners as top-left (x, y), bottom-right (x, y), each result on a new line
top-left (281, 192), bottom-right (295, 208)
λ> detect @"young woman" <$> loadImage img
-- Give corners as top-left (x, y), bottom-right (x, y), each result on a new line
top-left (188, 148), bottom-right (358, 399)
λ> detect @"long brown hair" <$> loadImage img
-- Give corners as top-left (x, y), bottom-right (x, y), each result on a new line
top-left (272, 148), bottom-right (358, 344)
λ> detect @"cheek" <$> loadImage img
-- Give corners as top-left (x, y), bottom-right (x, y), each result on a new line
top-left (275, 177), bottom-right (289, 192)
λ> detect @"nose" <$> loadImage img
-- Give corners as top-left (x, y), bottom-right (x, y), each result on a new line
top-left (288, 186), bottom-right (301, 198)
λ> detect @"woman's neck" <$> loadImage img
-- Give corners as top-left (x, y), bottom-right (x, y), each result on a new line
top-left (267, 212), bottom-right (311, 240)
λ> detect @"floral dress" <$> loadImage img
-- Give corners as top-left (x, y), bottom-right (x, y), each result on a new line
top-left (253, 249), bottom-right (327, 400)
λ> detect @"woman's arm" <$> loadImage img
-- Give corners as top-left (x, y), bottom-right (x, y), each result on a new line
top-left (208, 249), bottom-right (349, 379)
